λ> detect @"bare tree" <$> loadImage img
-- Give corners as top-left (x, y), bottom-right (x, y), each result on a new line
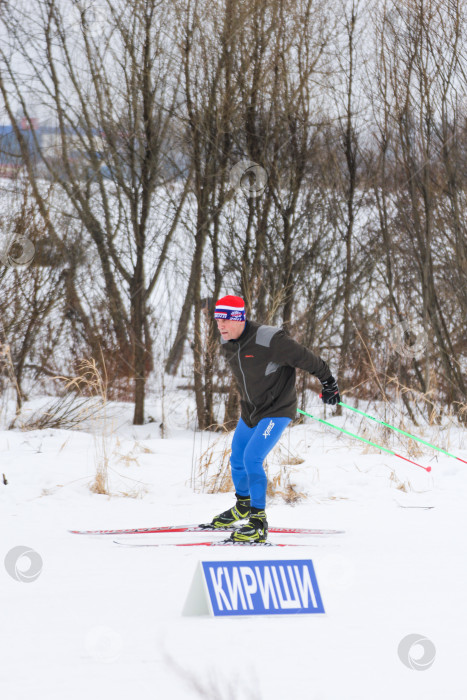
top-left (0, 0), bottom-right (189, 423)
top-left (372, 0), bottom-right (467, 416)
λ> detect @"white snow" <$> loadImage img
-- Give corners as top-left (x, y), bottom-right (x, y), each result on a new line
top-left (1, 396), bottom-right (467, 700)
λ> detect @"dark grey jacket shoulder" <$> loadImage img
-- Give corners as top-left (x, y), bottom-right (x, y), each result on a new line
top-left (220, 321), bottom-right (331, 427)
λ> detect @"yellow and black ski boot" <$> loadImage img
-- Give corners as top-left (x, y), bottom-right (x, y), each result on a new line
top-left (205, 494), bottom-right (251, 529)
top-left (229, 508), bottom-right (268, 543)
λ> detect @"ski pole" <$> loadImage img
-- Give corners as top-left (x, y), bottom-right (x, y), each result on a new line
top-left (297, 408), bottom-right (431, 472)
top-left (338, 401), bottom-right (467, 465)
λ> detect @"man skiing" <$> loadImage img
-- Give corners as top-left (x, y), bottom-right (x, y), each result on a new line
top-left (206, 295), bottom-right (340, 543)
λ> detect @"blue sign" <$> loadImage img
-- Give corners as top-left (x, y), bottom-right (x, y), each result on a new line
top-left (201, 559), bottom-right (324, 616)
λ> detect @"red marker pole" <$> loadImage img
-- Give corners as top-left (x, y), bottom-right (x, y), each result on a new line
top-left (297, 408), bottom-right (432, 472)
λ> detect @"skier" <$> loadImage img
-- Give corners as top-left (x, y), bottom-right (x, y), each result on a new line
top-left (205, 295), bottom-right (340, 542)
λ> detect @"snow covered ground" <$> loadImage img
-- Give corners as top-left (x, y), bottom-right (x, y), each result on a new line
top-left (1, 393), bottom-right (467, 700)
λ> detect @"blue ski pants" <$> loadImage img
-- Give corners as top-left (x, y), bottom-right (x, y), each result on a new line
top-left (230, 416), bottom-right (292, 509)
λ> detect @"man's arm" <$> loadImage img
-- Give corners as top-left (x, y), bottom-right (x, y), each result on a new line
top-left (270, 330), bottom-right (340, 405)
top-left (270, 330), bottom-right (332, 382)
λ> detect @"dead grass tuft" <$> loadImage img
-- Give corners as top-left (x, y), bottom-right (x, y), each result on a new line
top-left (16, 394), bottom-right (104, 431)
top-left (267, 466), bottom-right (306, 504)
top-left (192, 433), bottom-right (306, 504)
top-left (194, 438), bottom-right (233, 494)
top-left (59, 357), bottom-right (110, 495)
top-left (0, 337), bottom-right (22, 419)
top-left (273, 443), bottom-right (305, 466)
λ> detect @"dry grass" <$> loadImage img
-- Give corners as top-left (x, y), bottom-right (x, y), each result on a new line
top-left (340, 371), bottom-right (463, 463)
top-left (112, 473), bottom-right (148, 499)
top-left (0, 338), bottom-right (22, 420)
top-left (267, 463), bottom-right (306, 504)
top-left (113, 438), bottom-right (140, 467)
top-left (16, 393), bottom-right (105, 431)
top-left (164, 652), bottom-right (261, 700)
top-left (193, 437), bottom-right (233, 494)
top-left (388, 468), bottom-right (412, 493)
top-left (118, 488), bottom-right (147, 499)
top-left (273, 442), bottom-right (305, 466)
top-left (192, 432), bottom-right (306, 504)
top-left (112, 438), bottom-right (154, 471)
top-left (59, 357), bottom-right (111, 496)
top-left (16, 355), bottom-right (153, 499)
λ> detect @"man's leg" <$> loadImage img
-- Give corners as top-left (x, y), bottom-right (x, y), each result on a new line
top-left (230, 418), bottom-right (254, 497)
top-left (243, 416), bottom-right (292, 508)
top-left (206, 418), bottom-right (253, 528)
top-left (230, 416), bottom-right (291, 542)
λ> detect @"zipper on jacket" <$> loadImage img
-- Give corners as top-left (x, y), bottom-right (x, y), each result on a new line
top-left (237, 345), bottom-right (256, 413)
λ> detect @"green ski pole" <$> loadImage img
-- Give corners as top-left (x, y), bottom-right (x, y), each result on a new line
top-left (338, 401), bottom-right (467, 465)
top-left (297, 408), bottom-right (431, 472)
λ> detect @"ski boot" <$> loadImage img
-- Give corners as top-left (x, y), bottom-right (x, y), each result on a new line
top-left (229, 508), bottom-right (268, 543)
top-left (202, 494), bottom-right (250, 529)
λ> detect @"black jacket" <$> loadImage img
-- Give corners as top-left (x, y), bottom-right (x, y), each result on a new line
top-left (220, 320), bottom-right (332, 427)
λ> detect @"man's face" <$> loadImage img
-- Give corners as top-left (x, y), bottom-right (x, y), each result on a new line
top-left (216, 318), bottom-right (245, 341)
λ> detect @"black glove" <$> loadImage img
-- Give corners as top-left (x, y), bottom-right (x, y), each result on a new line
top-left (320, 376), bottom-right (340, 405)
